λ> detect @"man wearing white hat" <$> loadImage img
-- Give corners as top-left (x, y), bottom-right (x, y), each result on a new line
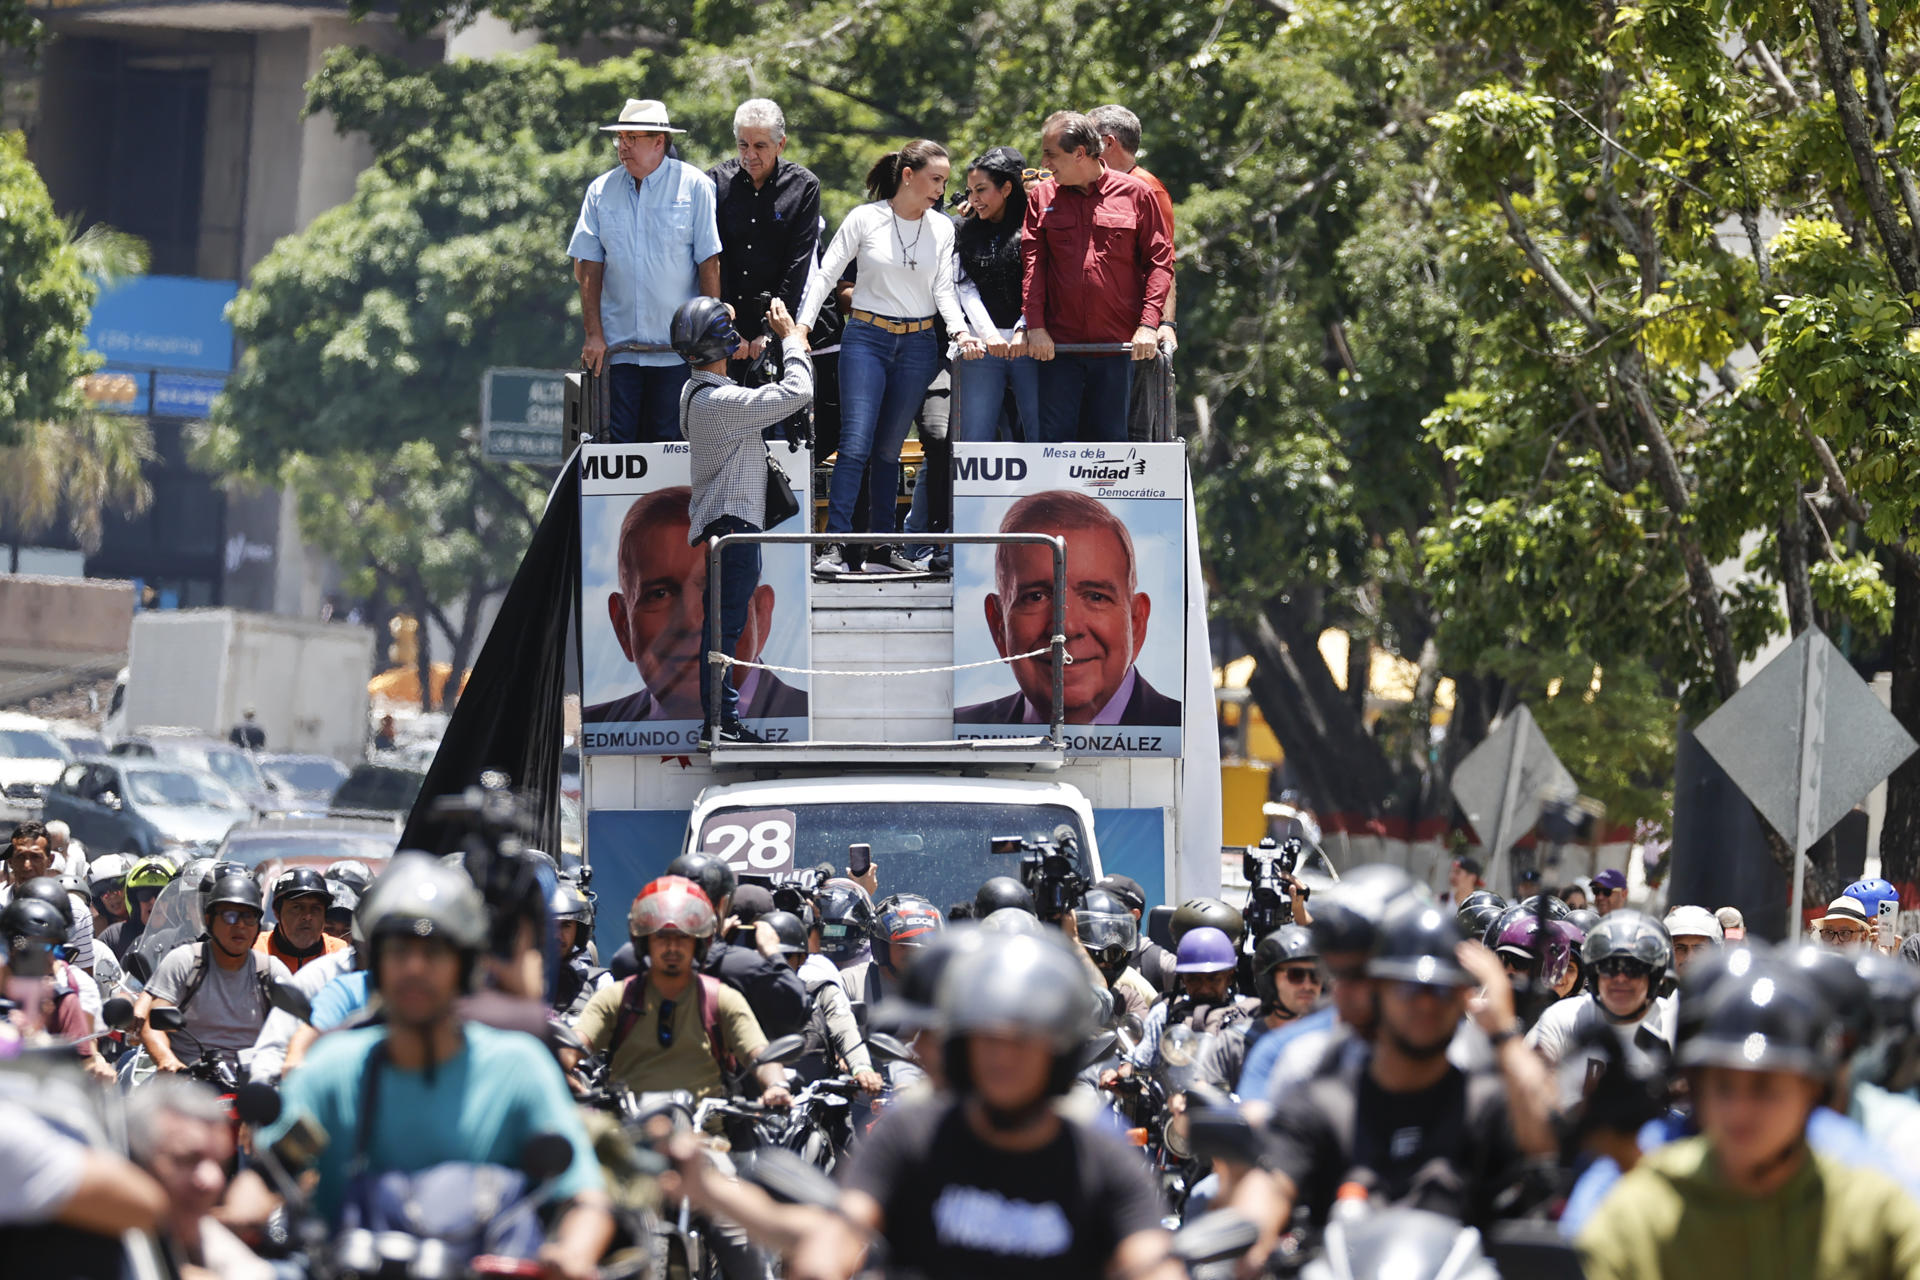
top-left (1659, 904), bottom-right (1722, 976)
top-left (1813, 894), bottom-right (1874, 949)
top-left (570, 98), bottom-right (724, 443)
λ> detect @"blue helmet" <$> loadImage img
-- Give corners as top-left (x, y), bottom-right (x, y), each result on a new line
top-left (1845, 879), bottom-right (1899, 917)
top-left (1174, 925), bottom-right (1238, 974)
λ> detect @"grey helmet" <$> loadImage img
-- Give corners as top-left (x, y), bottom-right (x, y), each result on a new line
top-left (1580, 909), bottom-right (1672, 972)
top-left (670, 296), bottom-right (740, 366)
top-left (938, 930), bottom-right (1099, 1094)
top-left (359, 853), bottom-right (487, 981)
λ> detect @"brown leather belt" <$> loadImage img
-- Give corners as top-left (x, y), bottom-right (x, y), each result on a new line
top-left (849, 309), bottom-right (935, 334)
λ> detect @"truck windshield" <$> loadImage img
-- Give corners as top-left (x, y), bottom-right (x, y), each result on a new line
top-left (694, 800), bottom-right (1093, 912)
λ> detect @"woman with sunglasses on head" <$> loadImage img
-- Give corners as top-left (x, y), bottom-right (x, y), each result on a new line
top-left (798, 140), bottom-right (985, 575)
top-left (951, 146), bottom-right (1041, 444)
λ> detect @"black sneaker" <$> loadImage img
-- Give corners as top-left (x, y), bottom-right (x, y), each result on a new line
top-left (927, 549), bottom-right (953, 575)
top-left (698, 718), bottom-right (767, 750)
top-left (863, 546), bottom-right (922, 574)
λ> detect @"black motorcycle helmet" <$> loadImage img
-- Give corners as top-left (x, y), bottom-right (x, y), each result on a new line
top-left (1783, 943), bottom-right (1873, 1049)
top-left (1368, 899), bottom-right (1471, 987)
top-left (1309, 863), bottom-right (1418, 956)
top-left (975, 876), bottom-right (1034, 917)
top-left (1170, 896), bottom-right (1244, 947)
top-left (1253, 924), bottom-right (1319, 1012)
top-left (2, 896), bottom-right (69, 976)
top-left (818, 883), bottom-right (875, 961)
top-left (670, 296), bottom-right (740, 366)
top-left (1678, 960), bottom-right (1836, 1081)
top-left (1518, 893), bottom-right (1573, 922)
top-left (666, 852), bottom-right (737, 915)
top-left (16, 876), bottom-right (74, 927)
top-left (1457, 899), bottom-right (1506, 946)
top-left (204, 871), bottom-right (265, 920)
top-left (270, 867), bottom-right (330, 916)
top-left (760, 909), bottom-right (810, 956)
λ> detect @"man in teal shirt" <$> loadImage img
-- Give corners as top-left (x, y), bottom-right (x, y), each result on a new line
top-left (246, 855), bottom-right (612, 1280)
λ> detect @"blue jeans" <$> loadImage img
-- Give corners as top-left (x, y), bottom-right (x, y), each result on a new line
top-left (954, 352), bottom-right (1041, 443)
top-left (829, 319), bottom-right (940, 535)
top-left (1037, 354), bottom-right (1131, 443)
top-left (698, 516), bottom-right (762, 727)
top-left (607, 362), bottom-right (691, 444)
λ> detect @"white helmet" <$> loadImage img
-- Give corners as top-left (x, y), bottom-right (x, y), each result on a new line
top-left (1662, 904), bottom-right (1723, 943)
top-left (88, 853), bottom-right (131, 897)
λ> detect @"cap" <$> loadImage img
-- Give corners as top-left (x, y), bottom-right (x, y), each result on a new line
top-left (1451, 854), bottom-right (1483, 878)
top-left (1662, 904), bottom-right (1724, 943)
top-left (1715, 906), bottom-right (1745, 931)
top-left (1094, 874), bottom-right (1146, 914)
top-left (731, 884), bottom-right (776, 923)
top-left (1593, 869), bottom-right (1628, 893)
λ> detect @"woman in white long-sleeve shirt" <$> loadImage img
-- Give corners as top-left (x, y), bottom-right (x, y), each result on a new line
top-left (798, 140), bottom-right (984, 573)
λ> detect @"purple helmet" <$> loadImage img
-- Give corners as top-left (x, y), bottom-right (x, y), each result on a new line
top-left (1492, 915), bottom-right (1573, 988)
top-left (1174, 925), bottom-right (1238, 974)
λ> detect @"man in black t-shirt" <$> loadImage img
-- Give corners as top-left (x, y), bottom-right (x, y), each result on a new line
top-left (1222, 901), bottom-right (1557, 1263)
top-left (663, 929), bottom-right (1177, 1280)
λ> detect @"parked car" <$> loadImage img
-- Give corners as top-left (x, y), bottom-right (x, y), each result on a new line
top-left (112, 731), bottom-right (278, 813)
top-left (42, 719), bottom-right (109, 762)
top-left (218, 816), bottom-right (398, 916)
top-left (258, 753), bottom-right (352, 812)
top-left (0, 713), bottom-right (69, 821)
top-left (43, 759), bottom-right (252, 858)
top-left (330, 763), bottom-right (427, 818)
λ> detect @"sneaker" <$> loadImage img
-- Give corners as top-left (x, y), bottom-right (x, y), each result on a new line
top-left (863, 546), bottom-right (922, 574)
top-left (926, 549), bottom-right (953, 575)
top-left (813, 544), bottom-right (849, 575)
top-left (698, 718), bottom-right (766, 750)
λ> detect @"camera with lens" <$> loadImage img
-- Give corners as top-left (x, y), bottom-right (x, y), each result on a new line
top-left (766, 866), bottom-right (824, 919)
top-left (990, 826), bottom-right (1089, 921)
top-left (1241, 836), bottom-right (1305, 946)
top-left (428, 773), bottom-right (549, 962)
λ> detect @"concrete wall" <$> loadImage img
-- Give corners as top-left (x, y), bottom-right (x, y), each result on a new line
top-left (0, 575), bottom-right (136, 656)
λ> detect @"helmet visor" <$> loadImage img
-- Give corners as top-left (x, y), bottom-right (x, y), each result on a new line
top-left (1074, 911), bottom-right (1137, 952)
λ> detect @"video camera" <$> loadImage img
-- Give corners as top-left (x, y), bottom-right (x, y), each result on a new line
top-left (1241, 836), bottom-right (1306, 947)
top-left (429, 772), bottom-right (550, 963)
top-left (990, 826), bottom-right (1089, 921)
top-left (752, 867), bottom-right (825, 922)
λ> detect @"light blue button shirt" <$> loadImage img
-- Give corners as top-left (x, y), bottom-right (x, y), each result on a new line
top-left (569, 158), bottom-right (722, 367)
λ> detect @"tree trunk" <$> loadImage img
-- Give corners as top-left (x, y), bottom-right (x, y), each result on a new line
top-left (1880, 557), bottom-right (1920, 898)
top-left (412, 588), bottom-right (437, 713)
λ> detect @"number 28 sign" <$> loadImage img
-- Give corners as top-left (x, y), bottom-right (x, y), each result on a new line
top-left (697, 808), bottom-right (799, 874)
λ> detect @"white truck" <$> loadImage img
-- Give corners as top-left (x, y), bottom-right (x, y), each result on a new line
top-left (107, 609), bottom-right (375, 763)
top-left (579, 441), bottom-right (1222, 958)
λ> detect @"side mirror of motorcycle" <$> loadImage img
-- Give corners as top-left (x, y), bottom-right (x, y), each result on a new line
top-left (521, 1132), bottom-right (575, 1183)
top-left (267, 981), bottom-right (313, 1025)
top-left (234, 1082), bottom-right (283, 1128)
top-left (102, 996), bottom-right (138, 1031)
top-left (739, 1147), bottom-right (841, 1209)
top-left (1078, 1029), bottom-right (1119, 1070)
top-left (148, 1006), bottom-right (186, 1032)
top-left (753, 1034), bottom-right (808, 1068)
top-left (1170, 1209), bottom-right (1259, 1266)
top-left (864, 1032), bottom-right (914, 1063)
top-left (550, 1022), bottom-right (586, 1055)
top-left (1185, 1106), bottom-right (1264, 1167)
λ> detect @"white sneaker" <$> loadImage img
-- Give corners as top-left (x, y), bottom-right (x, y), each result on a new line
top-left (863, 547), bottom-right (921, 574)
top-left (813, 544), bottom-right (848, 575)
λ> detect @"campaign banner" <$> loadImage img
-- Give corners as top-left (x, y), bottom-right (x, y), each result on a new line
top-left (951, 442), bottom-right (1186, 756)
top-left (579, 442), bottom-right (811, 754)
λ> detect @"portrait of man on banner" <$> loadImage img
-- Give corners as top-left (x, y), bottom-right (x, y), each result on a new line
top-left (956, 488), bottom-right (1178, 727)
top-left (584, 485), bottom-right (806, 725)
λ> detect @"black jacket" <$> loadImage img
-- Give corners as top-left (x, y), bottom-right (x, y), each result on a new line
top-left (608, 935), bottom-right (809, 1037)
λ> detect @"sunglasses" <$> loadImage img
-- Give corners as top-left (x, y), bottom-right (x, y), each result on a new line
top-left (1594, 956), bottom-right (1654, 979)
top-left (657, 998), bottom-right (676, 1049)
top-left (1279, 967), bottom-right (1321, 984)
top-left (213, 909), bottom-right (259, 927)
top-left (1021, 168), bottom-right (1053, 183)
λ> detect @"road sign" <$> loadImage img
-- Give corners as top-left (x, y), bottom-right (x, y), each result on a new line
top-left (1693, 627), bottom-right (1917, 935)
top-left (482, 368), bottom-right (569, 463)
top-left (1450, 704), bottom-right (1577, 891)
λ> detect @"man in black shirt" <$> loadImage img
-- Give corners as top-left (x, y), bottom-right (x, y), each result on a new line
top-left (663, 930), bottom-right (1177, 1280)
top-left (1223, 901), bottom-right (1557, 1261)
top-left (707, 99), bottom-right (821, 360)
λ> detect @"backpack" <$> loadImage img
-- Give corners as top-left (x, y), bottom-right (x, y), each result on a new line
top-left (174, 940), bottom-right (274, 1017)
top-left (606, 973), bottom-right (736, 1079)
top-left (796, 975), bottom-right (843, 1074)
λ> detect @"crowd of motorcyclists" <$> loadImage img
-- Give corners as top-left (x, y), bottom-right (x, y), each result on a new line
top-left (6, 807), bottom-right (1920, 1279)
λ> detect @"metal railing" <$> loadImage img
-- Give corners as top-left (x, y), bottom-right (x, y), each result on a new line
top-left (947, 341), bottom-right (1177, 445)
top-left (704, 530), bottom-right (1068, 753)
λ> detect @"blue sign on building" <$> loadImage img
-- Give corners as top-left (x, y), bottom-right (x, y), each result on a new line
top-left (85, 276), bottom-right (237, 373)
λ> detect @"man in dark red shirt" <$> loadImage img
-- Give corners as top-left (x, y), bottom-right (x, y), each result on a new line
top-left (1022, 111), bottom-right (1175, 443)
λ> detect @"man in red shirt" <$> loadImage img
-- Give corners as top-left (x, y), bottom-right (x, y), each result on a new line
top-left (1022, 111), bottom-right (1175, 443)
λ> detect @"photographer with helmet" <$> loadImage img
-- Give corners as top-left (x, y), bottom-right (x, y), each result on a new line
top-left (136, 869), bottom-right (293, 1073)
top-left (234, 854), bottom-right (613, 1280)
top-left (671, 290), bottom-right (814, 748)
top-left (258, 867), bottom-right (348, 974)
top-left (1199, 924), bottom-right (1323, 1092)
